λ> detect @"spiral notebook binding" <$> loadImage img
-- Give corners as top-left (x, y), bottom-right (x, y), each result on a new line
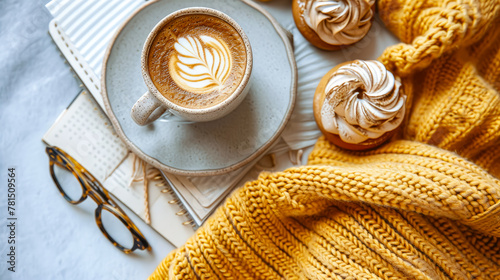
top-left (154, 178), bottom-right (197, 229)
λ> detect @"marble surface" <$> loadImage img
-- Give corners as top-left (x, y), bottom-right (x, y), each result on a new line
top-left (0, 0), bottom-right (295, 279)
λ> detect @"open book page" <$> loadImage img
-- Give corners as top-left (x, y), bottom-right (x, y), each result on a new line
top-left (42, 91), bottom-right (128, 181)
top-left (105, 153), bottom-right (194, 247)
top-left (164, 138), bottom-right (291, 224)
top-left (42, 91), bottom-right (194, 247)
top-left (163, 162), bottom-right (256, 225)
top-left (174, 141), bottom-right (314, 225)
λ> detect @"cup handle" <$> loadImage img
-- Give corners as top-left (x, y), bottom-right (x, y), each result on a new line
top-left (131, 91), bottom-right (167, 126)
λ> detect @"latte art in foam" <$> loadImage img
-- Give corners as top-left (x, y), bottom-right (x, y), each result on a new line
top-left (147, 14), bottom-right (247, 109)
top-left (170, 35), bottom-right (232, 93)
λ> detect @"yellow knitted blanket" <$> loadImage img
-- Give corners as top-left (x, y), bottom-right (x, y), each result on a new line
top-left (150, 0), bottom-right (500, 279)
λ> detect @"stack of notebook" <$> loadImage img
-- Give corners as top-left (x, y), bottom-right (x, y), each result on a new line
top-left (42, 0), bottom-right (316, 247)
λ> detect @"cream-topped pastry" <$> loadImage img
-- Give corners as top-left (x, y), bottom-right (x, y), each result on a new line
top-left (304, 0), bottom-right (374, 45)
top-left (293, 0), bottom-right (375, 50)
top-left (314, 60), bottom-right (406, 150)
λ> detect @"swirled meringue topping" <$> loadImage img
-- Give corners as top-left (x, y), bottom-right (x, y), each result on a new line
top-left (303, 0), bottom-right (375, 46)
top-left (320, 60), bottom-right (406, 144)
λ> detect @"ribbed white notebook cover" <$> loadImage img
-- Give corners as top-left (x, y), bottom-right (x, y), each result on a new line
top-left (46, 0), bottom-right (146, 78)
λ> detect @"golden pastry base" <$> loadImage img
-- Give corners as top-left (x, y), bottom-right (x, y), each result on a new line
top-left (313, 61), bottom-right (398, 151)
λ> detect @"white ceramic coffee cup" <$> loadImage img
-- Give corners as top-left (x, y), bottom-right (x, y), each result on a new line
top-left (131, 7), bottom-right (253, 126)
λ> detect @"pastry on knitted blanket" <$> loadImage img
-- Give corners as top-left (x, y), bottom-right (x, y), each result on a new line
top-left (313, 60), bottom-right (407, 151)
top-left (149, 0), bottom-right (500, 278)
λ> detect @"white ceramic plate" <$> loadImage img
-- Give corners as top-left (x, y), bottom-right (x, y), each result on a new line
top-left (102, 0), bottom-right (296, 176)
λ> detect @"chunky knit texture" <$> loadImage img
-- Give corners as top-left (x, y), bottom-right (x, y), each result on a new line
top-left (150, 0), bottom-right (500, 279)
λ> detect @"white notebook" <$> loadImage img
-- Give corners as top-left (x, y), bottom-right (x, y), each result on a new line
top-left (42, 90), bottom-right (195, 247)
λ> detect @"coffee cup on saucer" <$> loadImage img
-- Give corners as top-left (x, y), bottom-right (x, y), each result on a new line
top-left (131, 7), bottom-right (253, 126)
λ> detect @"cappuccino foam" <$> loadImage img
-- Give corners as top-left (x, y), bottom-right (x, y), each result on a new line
top-left (148, 14), bottom-right (247, 109)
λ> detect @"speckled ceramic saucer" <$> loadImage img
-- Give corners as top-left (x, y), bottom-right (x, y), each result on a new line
top-left (102, 0), bottom-right (296, 176)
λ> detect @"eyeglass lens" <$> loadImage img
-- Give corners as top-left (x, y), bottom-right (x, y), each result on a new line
top-left (99, 207), bottom-right (135, 250)
top-left (52, 161), bottom-right (137, 250)
top-left (52, 162), bottom-right (84, 202)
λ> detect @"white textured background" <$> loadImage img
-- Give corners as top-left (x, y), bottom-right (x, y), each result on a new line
top-left (0, 0), bottom-right (294, 279)
top-left (0, 0), bottom-right (175, 279)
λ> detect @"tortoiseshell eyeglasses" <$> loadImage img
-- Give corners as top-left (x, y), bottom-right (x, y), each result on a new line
top-left (46, 146), bottom-right (151, 254)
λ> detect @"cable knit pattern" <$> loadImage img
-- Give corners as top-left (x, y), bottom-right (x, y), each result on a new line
top-left (378, 0), bottom-right (500, 76)
top-left (150, 139), bottom-right (500, 279)
top-left (395, 2), bottom-right (500, 172)
top-left (150, 0), bottom-right (500, 278)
